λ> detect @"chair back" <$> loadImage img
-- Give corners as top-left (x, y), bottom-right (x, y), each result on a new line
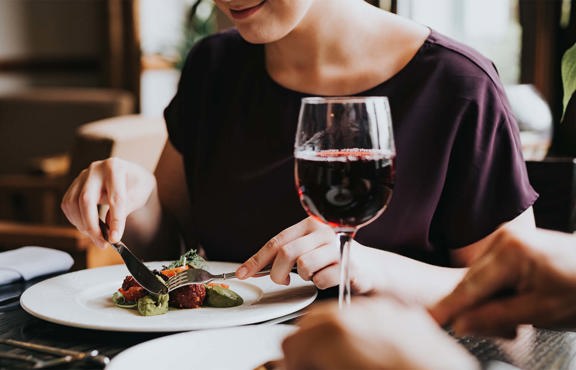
top-left (69, 114), bottom-right (167, 180)
top-left (0, 88), bottom-right (134, 175)
top-left (526, 158), bottom-right (576, 232)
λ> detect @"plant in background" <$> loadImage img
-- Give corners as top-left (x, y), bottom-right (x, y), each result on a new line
top-left (561, 42), bottom-right (576, 118)
top-left (176, 0), bottom-right (217, 70)
top-left (551, 40), bottom-right (576, 157)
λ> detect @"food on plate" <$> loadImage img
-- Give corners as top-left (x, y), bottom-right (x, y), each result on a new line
top-left (205, 284), bottom-right (243, 307)
top-left (112, 250), bottom-right (243, 316)
top-left (169, 283), bottom-right (206, 309)
top-left (137, 294), bottom-right (169, 316)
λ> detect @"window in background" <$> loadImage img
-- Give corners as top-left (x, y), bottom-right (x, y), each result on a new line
top-left (397, 0), bottom-right (552, 160)
top-left (139, 0), bottom-right (185, 117)
top-left (139, 0), bottom-right (216, 117)
top-left (397, 0), bottom-right (521, 84)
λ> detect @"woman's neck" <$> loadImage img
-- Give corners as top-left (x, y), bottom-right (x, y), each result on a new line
top-left (265, 0), bottom-right (372, 77)
top-left (264, 1), bottom-right (428, 95)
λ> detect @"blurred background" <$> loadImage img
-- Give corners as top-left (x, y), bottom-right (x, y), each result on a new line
top-left (0, 0), bottom-right (574, 269)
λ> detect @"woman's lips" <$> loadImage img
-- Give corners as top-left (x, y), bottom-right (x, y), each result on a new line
top-left (229, 0), bottom-right (266, 20)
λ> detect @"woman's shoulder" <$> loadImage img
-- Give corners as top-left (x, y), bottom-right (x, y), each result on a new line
top-left (401, 29), bottom-right (506, 103)
top-left (423, 30), bottom-right (501, 87)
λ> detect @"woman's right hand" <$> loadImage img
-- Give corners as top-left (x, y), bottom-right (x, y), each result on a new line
top-left (60, 158), bottom-right (156, 248)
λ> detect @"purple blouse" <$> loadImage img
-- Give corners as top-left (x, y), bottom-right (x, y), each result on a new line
top-left (164, 29), bottom-right (538, 266)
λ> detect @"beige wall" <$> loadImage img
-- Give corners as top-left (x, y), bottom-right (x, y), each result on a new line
top-left (0, 0), bottom-right (104, 60)
top-left (0, 0), bottom-right (106, 91)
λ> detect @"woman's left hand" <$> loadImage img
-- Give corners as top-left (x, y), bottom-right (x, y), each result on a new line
top-left (236, 217), bottom-right (468, 304)
top-left (235, 217), bottom-right (343, 289)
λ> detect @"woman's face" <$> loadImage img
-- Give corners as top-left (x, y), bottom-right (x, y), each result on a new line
top-left (213, 0), bottom-right (314, 44)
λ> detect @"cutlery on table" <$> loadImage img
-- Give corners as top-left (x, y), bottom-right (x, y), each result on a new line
top-left (0, 338), bottom-right (110, 368)
top-left (98, 219), bottom-right (168, 295)
top-left (0, 351), bottom-right (74, 369)
top-left (166, 267), bottom-right (297, 292)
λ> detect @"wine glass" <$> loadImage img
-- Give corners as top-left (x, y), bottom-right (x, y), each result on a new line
top-left (294, 96), bottom-right (396, 307)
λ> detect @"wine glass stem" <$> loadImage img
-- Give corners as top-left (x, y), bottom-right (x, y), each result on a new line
top-left (337, 230), bottom-right (356, 308)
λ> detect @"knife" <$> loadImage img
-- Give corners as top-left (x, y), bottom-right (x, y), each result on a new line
top-left (98, 219), bottom-right (168, 295)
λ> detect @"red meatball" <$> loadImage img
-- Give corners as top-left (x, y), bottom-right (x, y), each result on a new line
top-left (169, 284), bottom-right (206, 308)
top-left (118, 276), bottom-right (147, 302)
top-left (121, 276), bottom-right (140, 290)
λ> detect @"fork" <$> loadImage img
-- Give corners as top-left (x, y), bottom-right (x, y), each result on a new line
top-left (166, 267), bottom-right (296, 292)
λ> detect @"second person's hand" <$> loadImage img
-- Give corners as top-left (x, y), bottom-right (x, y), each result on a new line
top-left (430, 227), bottom-right (576, 338)
top-left (282, 297), bottom-right (479, 370)
top-left (60, 157), bottom-right (156, 249)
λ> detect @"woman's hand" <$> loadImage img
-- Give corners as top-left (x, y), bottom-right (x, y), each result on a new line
top-left (236, 217), bottom-right (467, 302)
top-left (234, 217), bottom-right (383, 293)
top-left (61, 158), bottom-right (156, 248)
top-left (430, 227), bottom-right (576, 338)
top-left (282, 297), bottom-right (479, 370)
top-left (236, 217), bottom-right (342, 289)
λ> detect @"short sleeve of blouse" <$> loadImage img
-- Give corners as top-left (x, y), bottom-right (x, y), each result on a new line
top-left (430, 78), bottom-right (538, 249)
top-left (163, 37), bottom-right (213, 155)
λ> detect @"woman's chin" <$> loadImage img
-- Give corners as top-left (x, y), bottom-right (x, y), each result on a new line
top-left (236, 27), bottom-right (287, 44)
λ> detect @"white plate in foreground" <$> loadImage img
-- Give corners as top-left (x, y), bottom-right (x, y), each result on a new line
top-left (106, 324), bottom-right (295, 370)
top-left (20, 261), bottom-right (316, 332)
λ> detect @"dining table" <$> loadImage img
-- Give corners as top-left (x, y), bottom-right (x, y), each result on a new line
top-left (2, 275), bottom-right (576, 370)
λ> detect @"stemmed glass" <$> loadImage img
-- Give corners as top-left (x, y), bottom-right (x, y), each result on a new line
top-left (294, 96), bottom-right (396, 307)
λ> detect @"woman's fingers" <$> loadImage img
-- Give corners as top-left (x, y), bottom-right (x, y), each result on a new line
top-left (311, 263), bottom-right (340, 290)
top-left (77, 165), bottom-right (107, 247)
top-left (295, 240), bottom-right (339, 281)
top-left (60, 172), bottom-right (85, 231)
top-left (236, 232), bottom-right (294, 280)
top-left (236, 217), bottom-right (334, 280)
top-left (60, 158), bottom-right (155, 249)
top-left (103, 159), bottom-right (127, 242)
top-left (270, 231), bottom-right (337, 285)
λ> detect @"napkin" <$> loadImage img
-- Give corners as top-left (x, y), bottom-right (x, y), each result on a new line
top-left (0, 246), bottom-right (74, 285)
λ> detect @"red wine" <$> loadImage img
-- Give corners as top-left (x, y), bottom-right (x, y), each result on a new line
top-left (295, 149), bottom-right (395, 229)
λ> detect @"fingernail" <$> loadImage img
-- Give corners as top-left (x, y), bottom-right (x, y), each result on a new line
top-left (237, 267), bottom-right (248, 279)
top-left (110, 231), bottom-right (119, 242)
top-left (284, 276), bottom-right (290, 285)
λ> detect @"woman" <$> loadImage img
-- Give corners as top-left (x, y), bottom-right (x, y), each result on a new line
top-left (61, 0), bottom-right (537, 304)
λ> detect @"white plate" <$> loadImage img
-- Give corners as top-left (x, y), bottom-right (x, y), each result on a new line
top-left (20, 261), bottom-right (316, 332)
top-left (105, 324), bottom-right (295, 370)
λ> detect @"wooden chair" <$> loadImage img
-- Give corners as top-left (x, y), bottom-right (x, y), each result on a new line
top-left (0, 87), bottom-right (135, 224)
top-left (0, 114), bottom-right (167, 270)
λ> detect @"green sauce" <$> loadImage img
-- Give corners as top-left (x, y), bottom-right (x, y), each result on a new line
top-left (137, 294), bottom-right (169, 316)
top-left (204, 285), bottom-right (244, 307)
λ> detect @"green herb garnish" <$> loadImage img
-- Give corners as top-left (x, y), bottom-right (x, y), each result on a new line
top-left (165, 249), bottom-right (207, 270)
